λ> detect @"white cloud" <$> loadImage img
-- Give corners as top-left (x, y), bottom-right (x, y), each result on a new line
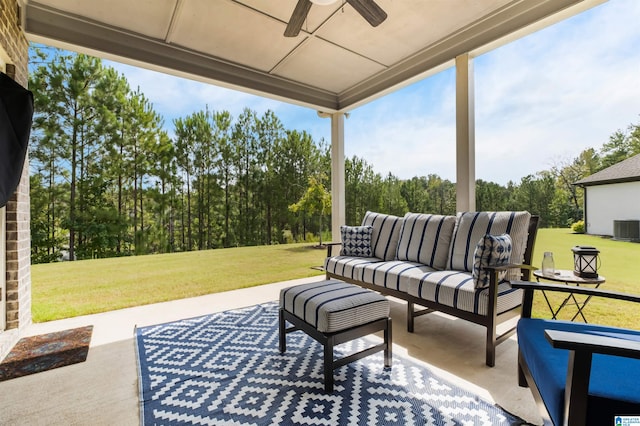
top-left (104, 60), bottom-right (293, 126)
top-left (344, 85), bottom-right (457, 180)
top-left (471, 0), bottom-right (640, 183)
top-left (335, 0), bottom-right (640, 185)
top-left (342, 69), bottom-right (457, 180)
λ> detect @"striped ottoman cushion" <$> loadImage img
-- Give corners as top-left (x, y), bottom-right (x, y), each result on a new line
top-left (280, 280), bottom-right (390, 333)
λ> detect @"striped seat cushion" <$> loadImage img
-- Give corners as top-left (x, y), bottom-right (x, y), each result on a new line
top-left (359, 260), bottom-right (437, 293)
top-left (325, 256), bottom-right (382, 282)
top-left (395, 213), bottom-right (456, 269)
top-left (361, 211), bottom-right (403, 261)
top-left (404, 270), bottom-right (522, 315)
top-left (280, 280), bottom-right (390, 333)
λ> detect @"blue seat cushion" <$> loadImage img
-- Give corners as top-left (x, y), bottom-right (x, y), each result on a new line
top-left (518, 318), bottom-right (640, 426)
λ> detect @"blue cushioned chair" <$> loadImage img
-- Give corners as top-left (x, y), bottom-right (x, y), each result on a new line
top-left (512, 281), bottom-right (640, 426)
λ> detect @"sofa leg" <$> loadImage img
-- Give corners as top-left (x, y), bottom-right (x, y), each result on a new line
top-left (484, 298), bottom-right (499, 367)
top-left (485, 346), bottom-right (495, 367)
top-left (486, 328), bottom-right (496, 367)
top-left (407, 302), bottom-right (414, 333)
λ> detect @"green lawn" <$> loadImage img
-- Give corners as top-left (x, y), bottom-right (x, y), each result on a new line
top-left (31, 229), bottom-right (640, 328)
top-left (31, 243), bottom-right (326, 322)
top-left (531, 228), bottom-right (640, 329)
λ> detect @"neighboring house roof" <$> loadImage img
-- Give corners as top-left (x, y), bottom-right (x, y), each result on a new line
top-left (575, 153), bottom-right (640, 186)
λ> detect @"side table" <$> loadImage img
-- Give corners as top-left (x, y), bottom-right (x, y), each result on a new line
top-left (533, 269), bottom-right (605, 323)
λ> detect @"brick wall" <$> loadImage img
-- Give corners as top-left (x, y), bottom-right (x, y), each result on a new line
top-left (0, 0), bottom-right (28, 85)
top-left (1, 0), bottom-right (31, 359)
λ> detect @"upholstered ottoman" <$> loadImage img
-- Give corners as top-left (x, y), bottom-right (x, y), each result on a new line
top-left (279, 279), bottom-right (392, 392)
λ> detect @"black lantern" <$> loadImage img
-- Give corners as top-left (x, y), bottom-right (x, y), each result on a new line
top-left (572, 246), bottom-right (600, 278)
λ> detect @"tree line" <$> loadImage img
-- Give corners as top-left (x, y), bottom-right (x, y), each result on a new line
top-left (28, 48), bottom-right (640, 263)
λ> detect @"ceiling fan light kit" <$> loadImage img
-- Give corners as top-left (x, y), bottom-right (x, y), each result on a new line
top-left (284, 0), bottom-right (387, 37)
top-left (309, 0), bottom-right (339, 5)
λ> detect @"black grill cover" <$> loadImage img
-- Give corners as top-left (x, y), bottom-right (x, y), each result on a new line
top-left (0, 72), bottom-right (33, 208)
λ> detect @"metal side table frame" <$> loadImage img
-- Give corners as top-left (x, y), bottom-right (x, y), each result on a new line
top-left (533, 269), bottom-right (605, 323)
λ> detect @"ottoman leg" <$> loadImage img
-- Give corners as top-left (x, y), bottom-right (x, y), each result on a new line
top-left (384, 317), bottom-right (392, 368)
top-left (324, 335), bottom-right (334, 393)
top-left (279, 308), bottom-right (286, 353)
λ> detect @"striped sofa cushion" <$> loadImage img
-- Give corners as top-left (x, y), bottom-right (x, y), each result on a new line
top-left (280, 280), bottom-right (390, 333)
top-left (359, 260), bottom-right (436, 293)
top-left (325, 256), bottom-right (382, 282)
top-left (395, 213), bottom-right (456, 269)
top-left (447, 211), bottom-right (531, 280)
top-left (361, 211), bottom-right (403, 261)
top-left (404, 270), bottom-right (522, 315)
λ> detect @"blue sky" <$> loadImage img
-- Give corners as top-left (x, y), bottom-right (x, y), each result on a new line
top-left (105, 0), bottom-right (640, 185)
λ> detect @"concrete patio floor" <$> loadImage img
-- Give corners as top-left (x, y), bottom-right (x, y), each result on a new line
top-left (0, 276), bottom-right (543, 425)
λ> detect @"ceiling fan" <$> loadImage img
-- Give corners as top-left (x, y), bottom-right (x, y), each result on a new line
top-left (284, 0), bottom-right (388, 37)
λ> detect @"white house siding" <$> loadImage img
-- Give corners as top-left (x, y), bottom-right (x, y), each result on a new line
top-left (585, 181), bottom-right (640, 236)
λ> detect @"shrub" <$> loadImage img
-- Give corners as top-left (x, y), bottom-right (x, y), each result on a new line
top-left (571, 220), bottom-right (585, 234)
top-left (282, 229), bottom-right (294, 244)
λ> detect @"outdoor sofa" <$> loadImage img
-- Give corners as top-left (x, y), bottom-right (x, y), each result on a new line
top-left (325, 210), bottom-right (539, 366)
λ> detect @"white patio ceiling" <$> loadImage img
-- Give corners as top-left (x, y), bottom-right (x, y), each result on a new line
top-left (22, 0), bottom-right (605, 112)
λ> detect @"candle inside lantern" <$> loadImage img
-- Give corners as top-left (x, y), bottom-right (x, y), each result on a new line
top-left (572, 246), bottom-right (600, 278)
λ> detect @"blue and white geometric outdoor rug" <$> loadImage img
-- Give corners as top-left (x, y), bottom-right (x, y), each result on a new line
top-left (135, 302), bottom-right (526, 425)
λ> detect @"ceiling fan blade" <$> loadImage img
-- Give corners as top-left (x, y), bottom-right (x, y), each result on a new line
top-left (284, 0), bottom-right (313, 37)
top-left (346, 0), bottom-right (387, 27)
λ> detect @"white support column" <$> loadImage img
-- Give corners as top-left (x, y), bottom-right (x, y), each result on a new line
top-left (330, 113), bottom-right (346, 241)
top-left (455, 53), bottom-right (476, 212)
